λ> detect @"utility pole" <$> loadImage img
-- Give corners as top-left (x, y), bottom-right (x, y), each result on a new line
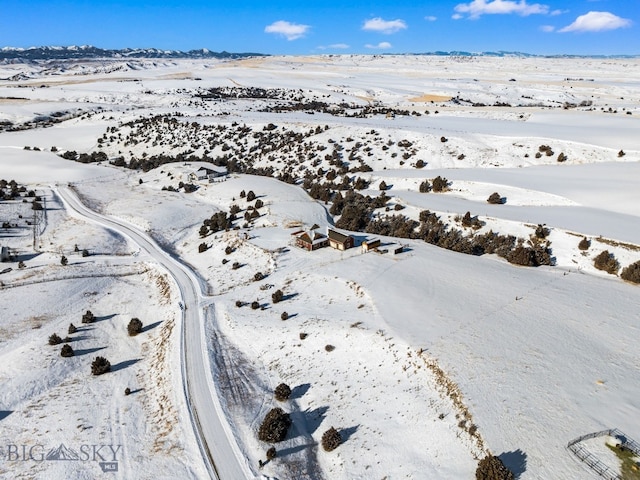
top-left (32, 191), bottom-right (44, 251)
top-left (32, 196), bottom-right (37, 251)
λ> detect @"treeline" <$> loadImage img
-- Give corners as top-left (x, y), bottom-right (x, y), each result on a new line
top-left (328, 190), bottom-right (552, 267)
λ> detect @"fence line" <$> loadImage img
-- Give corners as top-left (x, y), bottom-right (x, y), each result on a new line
top-left (609, 428), bottom-right (640, 456)
top-left (566, 428), bottom-right (640, 480)
top-left (567, 442), bottom-right (620, 480)
top-left (567, 429), bottom-right (614, 447)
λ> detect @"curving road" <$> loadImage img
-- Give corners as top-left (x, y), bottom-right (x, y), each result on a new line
top-left (56, 186), bottom-right (252, 480)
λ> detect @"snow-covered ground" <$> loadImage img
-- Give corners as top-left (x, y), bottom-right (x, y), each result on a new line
top-left (0, 54), bottom-right (638, 479)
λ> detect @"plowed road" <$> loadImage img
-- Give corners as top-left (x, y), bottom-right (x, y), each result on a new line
top-left (57, 187), bottom-right (251, 480)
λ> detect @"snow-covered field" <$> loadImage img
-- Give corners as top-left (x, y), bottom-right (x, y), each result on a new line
top-left (0, 54), bottom-right (639, 479)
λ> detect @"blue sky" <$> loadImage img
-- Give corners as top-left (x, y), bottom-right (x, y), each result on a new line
top-left (1, 0), bottom-right (638, 55)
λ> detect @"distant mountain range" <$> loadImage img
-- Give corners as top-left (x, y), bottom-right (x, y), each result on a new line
top-left (415, 50), bottom-right (639, 59)
top-left (0, 45), bottom-right (636, 60)
top-left (0, 45), bottom-right (265, 60)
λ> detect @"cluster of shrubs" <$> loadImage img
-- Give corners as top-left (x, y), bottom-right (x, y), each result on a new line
top-left (240, 189), bottom-right (256, 201)
top-left (0, 179), bottom-right (28, 200)
top-left (534, 224), bottom-right (550, 239)
top-left (504, 242), bottom-right (552, 267)
top-left (461, 212), bottom-right (483, 229)
top-left (67, 112), bottom-right (634, 276)
top-left (333, 192), bottom-right (552, 266)
top-left (96, 113), bottom-right (334, 177)
top-left (61, 344), bottom-right (74, 357)
top-left (73, 244), bottom-right (90, 257)
top-left (266, 446), bottom-right (277, 461)
top-left (257, 384), bottom-right (343, 455)
top-left (332, 191), bottom-right (388, 231)
top-left (364, 214), bottom-right (417, 238)
top-left (243, 208), bottom-right (261, 223)
top-left (59, 150), bottom-right (108, 163)
top-left (578, 237), bottom-right (590, 250)
top-left (198, 86), bottom-right (302, 101)
top-left (321, 427), bottom-right (342, 452)
top-left (54, 309), bottom-right (147, 376)
top-left (91, 356), bottom-right (111, 376)
top-left (48, 333), bottom-right (65, 345)
top-left (304, 176), bottom-right (368, 202)
top-left (263, 100), bottom-right (419, 119)
top-left (49, 332), bottom-right (74, 357)
top-left (258, 408), bottom-right (291, 443)
top-left (594, 250), bottom-right (620, 275)
top-left (586, 245), bottom-right (640, 284)
top-left (475, 455), bottom-right (514, 480)
top-left (199, 211), bottom-right (231, 237)
top-left (487, 192), bottom-right (504, 205)
top-left (432, 176), bottom-right (449, 192)
top-left (271, 289), bottom-right (284, 303)
top-left (621, 260), bottom-right (640, 284)
top-left (127, 318), bottom-right (143, 336)
top-left (81, 310), bottom-right (96, 324)
top-left (416, 176), bottom-right (449, 193)
top-left (274, 383), bottom-right (291, 401)
top-left (537, 145), bottom-right (554, 157)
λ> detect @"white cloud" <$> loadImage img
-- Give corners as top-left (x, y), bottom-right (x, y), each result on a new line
top-left (454, 0), bottom-right (549, 19)
top-left (362, 17), bottom-right (407, 34)
top-left (540, 25), bottom-right (555, 32)
top-left (264, 20), bottom-right (310, 40)
top-left (452, 13), bottom-right (464, 20)
top-left (559, 11), bottom-right (632, 33)
top-left (425, 16), bottom-right (438, 22)
top-left (365, 42), bottom-right (392, 50)
top-left (318, 43), bottom-right (350, 50)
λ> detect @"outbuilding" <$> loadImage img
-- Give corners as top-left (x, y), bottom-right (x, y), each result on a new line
top-left (292, 230), bottom-right (329, 251)
top-left (327, 229), bottom-right (354, 251)
top-left (188, 165), bottom-right (228, 183)
top-left (361, 239), bottom-right (381, 253)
